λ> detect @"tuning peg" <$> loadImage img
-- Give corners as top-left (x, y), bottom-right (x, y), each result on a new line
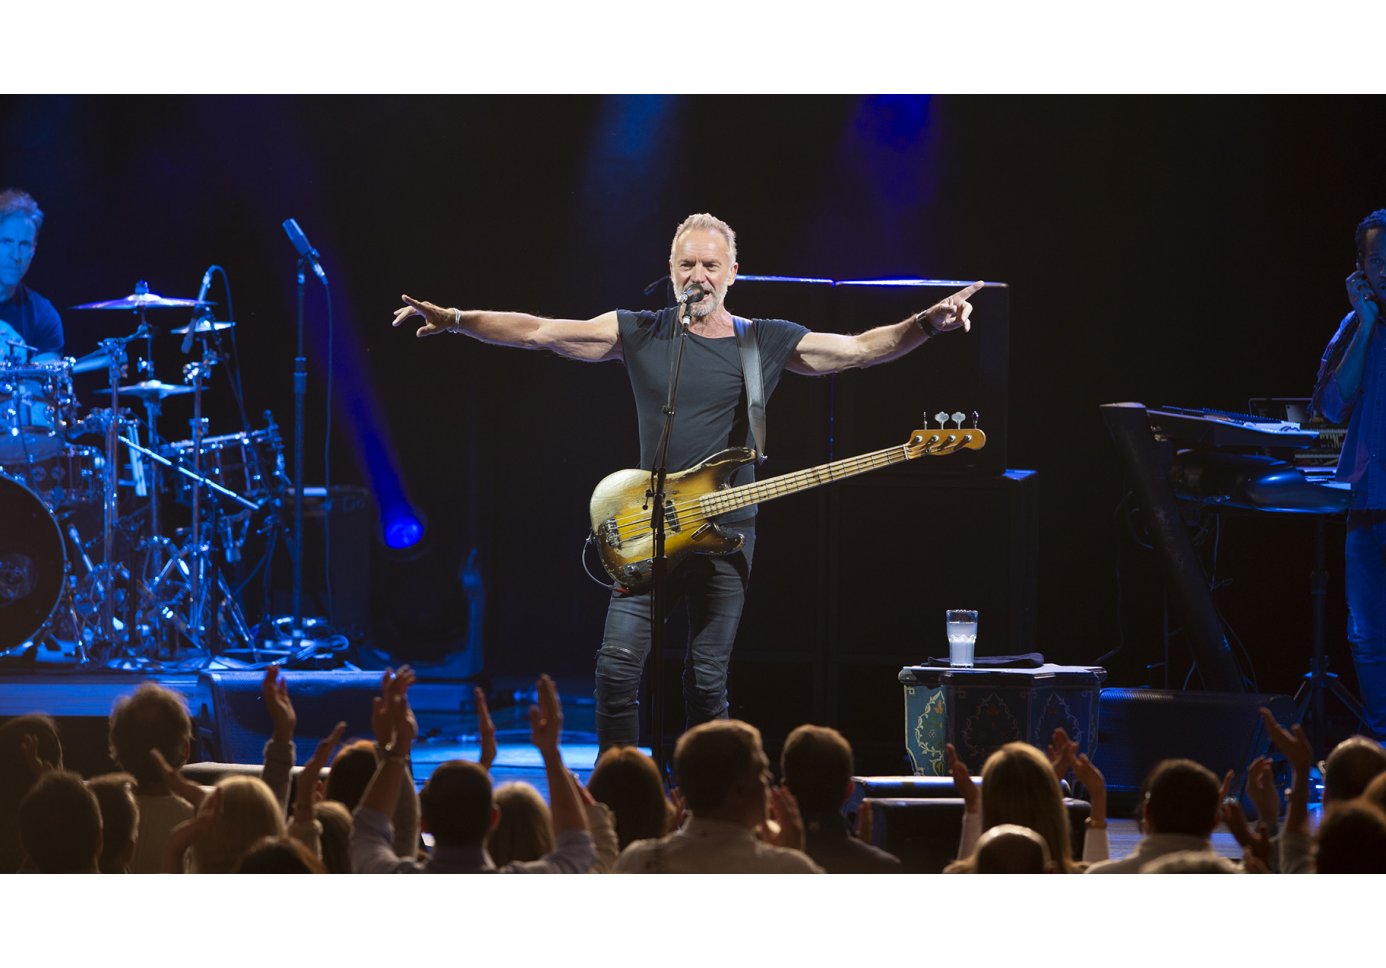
top-left (950, 411), bottom-right (965, 428)
top-left (933, 411), bottom-right (949, 428)
top-left (970, 410), bottom-right (981, 428)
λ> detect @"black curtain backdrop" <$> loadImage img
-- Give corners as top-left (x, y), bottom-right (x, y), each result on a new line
top-left (3, 94), bottom-right (1382, 700)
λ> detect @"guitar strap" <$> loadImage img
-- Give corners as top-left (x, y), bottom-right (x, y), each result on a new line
top-left (732, 315), bottom-right (767, 462)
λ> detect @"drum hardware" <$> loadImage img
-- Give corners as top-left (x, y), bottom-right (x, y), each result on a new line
top-left (6, 275), bottom-right (326, 671)
top-left (170, 319), bottom-right (236, 335)
top-left (0, 358), bottom-right (79, 461)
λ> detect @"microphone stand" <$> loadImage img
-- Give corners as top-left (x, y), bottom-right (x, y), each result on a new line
top-left (290, 256), bottom-right (308, 650)
top-left (646, 293), bottom-right (695, 781)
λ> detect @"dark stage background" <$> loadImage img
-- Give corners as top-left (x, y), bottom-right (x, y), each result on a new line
top-left (4, 96), bottom-right (1382, 747)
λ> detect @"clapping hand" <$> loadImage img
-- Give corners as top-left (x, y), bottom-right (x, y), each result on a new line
top-left (150, 747), bottom-right (206, 809)
top-left (295, 722), bottom-right (346, 824)
top-left (475, 686), bottom-right (497, 771)
top-left (528, 675), bottom-right (563, 756)
top-left (946, 743), bottom-right (979, 814)
top-left (372, 666), bottom-right (417, 749)
top-left (262, 665), bottom-right (296, 743)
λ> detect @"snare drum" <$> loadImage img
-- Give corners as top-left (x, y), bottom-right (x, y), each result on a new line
top-left (0, 471), bottom-right (68, 650)
top-left (0, 359), bottom-right (77, 461)
top-left (0, 444), bottom-right (104, 507)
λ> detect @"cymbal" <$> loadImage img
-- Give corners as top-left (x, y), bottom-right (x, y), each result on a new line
top-left (73, 291), bottom-right (213, 311)
top-left (169, 319), bottom-right (236, 335)
top-left (100, 380), bottom-right (194, 401)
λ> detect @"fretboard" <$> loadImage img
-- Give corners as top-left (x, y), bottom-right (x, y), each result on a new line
top-left (697, 444), bottom-right (913, 518)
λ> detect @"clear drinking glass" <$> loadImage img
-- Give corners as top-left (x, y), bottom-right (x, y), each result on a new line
top-left (946, 609), bottom-right (978, 668)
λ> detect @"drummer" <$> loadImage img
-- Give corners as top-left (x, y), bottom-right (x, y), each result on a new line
top-left (0, 188), bottom-right (63, 363)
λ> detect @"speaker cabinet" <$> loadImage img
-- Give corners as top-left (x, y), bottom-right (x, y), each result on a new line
top-left (1096, 688), bottom-right (1297, 813)
top-left (195, 670), bottom-right (382, 764)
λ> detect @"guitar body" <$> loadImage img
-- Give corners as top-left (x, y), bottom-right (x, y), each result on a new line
top-left (587, 422), bottom-right (986, 592)
top-left (589, 447), bottom-right (756, 591)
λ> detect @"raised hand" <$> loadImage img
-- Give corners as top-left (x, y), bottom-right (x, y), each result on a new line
top-left (766, 784), bottom-right (806, 852)
top-left (528, 674), bottom-right (563, 756)
top-left (392, 294), bottom-right (457, 338)
top-left (474, 687), bottom-right (498, 770)
top-left (946, 742), bottom-right (979, 814)
top-left (295, 722), bottom-right (346, 824)
top-left (372, 666), bottom-right (417, 748)
top-left (164, 787), bottom-right (222, 872)
top-left (262, 665), bottom-right (296, 743)
top-left (149, 747), bottom-right (207, 809)
top-left (18, 733), bottom-right (56, 780)
top-left (1047, 727), bottom-right (1077, 780)
top-left (1259, 707), bottom-right (1312, 836)
top-left (1220, 798), bottom-right (1272, 871)
top-left (917, 281), bottom-right (984, 335)
top-left (1258, 708), bottom-right (1312, 777)
top-left (1245, 756), bottom-right (1281, 828)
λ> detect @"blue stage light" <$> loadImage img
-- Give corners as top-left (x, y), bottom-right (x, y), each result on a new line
top-left (383, 513), bottom-right (425, 550)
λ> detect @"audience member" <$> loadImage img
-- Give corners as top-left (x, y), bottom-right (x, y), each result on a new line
top-left (110, 682), bottom-right (202, 873)
top-left (780, 724), bottom-right (901, 873)
top-left (945, 736), bottom-right (1106, 873)
top-left (87, 773), bottom-right (140, 874)
top-left (1085, 759), bottom-right (1225, 873)
top-left (614, 720), bottom-right (823, 873)
top-left (1322, 735), bottom-right (1386, 803)
top-left (488, 782), bottom-right (555, 866)
top-left (0, 713), bottom-right (62, 873)
top-left (1314, 801), bottom-right (1386, 873)
top-left (1363, 770), bottom-right (1386, 815)
top-left (18, 771), bottom-right (101, 874)
top-left (314, 800), bottom-right (354, 874)
top-left (324, 740), bottom-right (378, 810)
top-left (587, 746), bottom-right (673, 850)
top-left (351, 672), bottom-right (593, 873)
top-left (974, 824), bottom-right (1054, 874)
top-left (234, 836), bottom-right (327, 874)
top-left (1141, 850), bottom-right (1241, 874)
top-left (166, 775), bottom-right (285, 873)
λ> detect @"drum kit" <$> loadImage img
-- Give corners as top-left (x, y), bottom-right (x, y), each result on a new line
top-left (0, 280), bottom-right (301, 669)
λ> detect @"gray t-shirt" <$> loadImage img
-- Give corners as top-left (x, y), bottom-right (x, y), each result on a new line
top-left (617, 307), bottom-right (808, 522)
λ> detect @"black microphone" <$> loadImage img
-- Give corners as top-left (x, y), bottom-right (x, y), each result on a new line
top-left (282, 218), bottom-right (328, 285)
top-left (183, 265), bottom-right (216, 354)
top-left (680, 283), bottom-right (707, 305)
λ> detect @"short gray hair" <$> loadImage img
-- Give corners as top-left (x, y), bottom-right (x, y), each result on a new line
top-left (0, 188), bottom-right (44, 234)
top-left (670, 212), bottom-right (737, 265)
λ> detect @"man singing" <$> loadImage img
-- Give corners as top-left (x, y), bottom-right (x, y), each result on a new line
top-left (393, 213), bottom-right (982, 753)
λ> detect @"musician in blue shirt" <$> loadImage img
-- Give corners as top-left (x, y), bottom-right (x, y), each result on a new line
top-left (1312, 208), bottom-right (1386, 742)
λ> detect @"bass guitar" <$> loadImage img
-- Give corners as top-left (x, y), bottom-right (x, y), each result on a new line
top-left (588, 421), bottom-right (986, 591)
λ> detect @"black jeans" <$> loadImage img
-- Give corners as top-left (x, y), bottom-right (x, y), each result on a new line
top-left (593, 527), bottom-right (755, 751)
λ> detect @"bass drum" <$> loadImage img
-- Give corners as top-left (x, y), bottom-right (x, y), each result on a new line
top-left (0, 471), bottom-right (67, 650)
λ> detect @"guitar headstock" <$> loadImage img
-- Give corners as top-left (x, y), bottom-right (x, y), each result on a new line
top-left (904, 411), bottom-right (987, 457)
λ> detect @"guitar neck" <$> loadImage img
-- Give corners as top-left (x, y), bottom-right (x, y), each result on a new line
top-left (700, 443), bottom-right (915, 517)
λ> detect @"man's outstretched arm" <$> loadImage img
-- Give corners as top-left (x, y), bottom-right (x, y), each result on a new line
top-left (786, 281), bottom-right (983, 376)
top-left (391, 294), bottom-right (621, 363)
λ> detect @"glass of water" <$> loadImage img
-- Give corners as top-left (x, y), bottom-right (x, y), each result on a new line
top-left (946, 609), bottom-right (978, 668)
